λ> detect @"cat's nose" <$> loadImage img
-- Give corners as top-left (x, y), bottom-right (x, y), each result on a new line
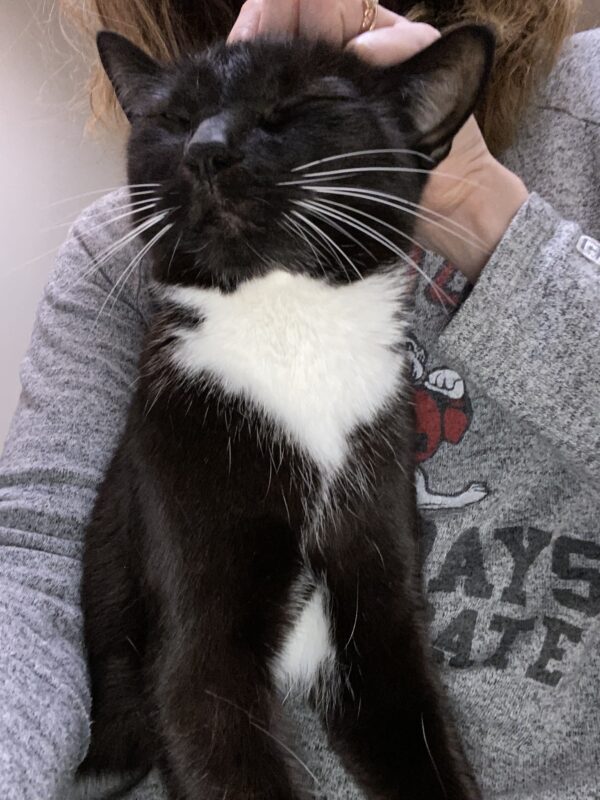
top-left (183, 114), bottom-right (242, 181)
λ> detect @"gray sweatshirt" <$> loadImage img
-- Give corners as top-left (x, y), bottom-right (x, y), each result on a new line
top-left (1, 29), bottom-right (599, 800)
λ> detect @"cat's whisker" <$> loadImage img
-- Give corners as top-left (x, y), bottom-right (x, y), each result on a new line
top-left (301, 184), bottom-right (489, 252)
top-left (294, 199), bottom-right (454, 309)
top-left (292, 148), bottom-right (435, 172)
top-left (292, 221), bottom-right (335, 281)
top-left (280, 214), bottom-right (331, 279)
top-left (94, 218), bottom-right (175, 329)
top-left (7, 243), bottom-right (69, 277)
top-left (69, 210), bottom-right (173, 294)
top-left (291, 217), bottom-right (336, 281)
top-left (69, 213), bottom-right (168, 292)
top-left (296, 210), bottom-right (355, 282)
top-left (109, 221), bottom-right (175, 313)
top-left (180, 244), bottom-right (209, 256)
top-left (280, 183), bottom-right (488, 254)
top-left (344, 576), bottom-right (360, 651)
top-left (290, 209), bottom-right (360, 282)
top-left (279, 218), bottom-right (321, 277)
top-left (242, 234), bottom-right (274, 272)
top-left (307, 195), bottom-right (425, 252)
top-left (292, 204), bottom-right (377, 264)
top-left (7, 206), bottom-right (165, 281)
top-left (41, 196), bottom-right (161, 233)
top-left (297, 197), bottom-right (455, 310)
top-left (41, 199), bottom-right (160, 235)
top-left (204, 689), bottom-right (322, 790)
top-left (421, 713), bottom-right (448, 800)
top-left (281, 166), bottom-right (480, 188)
top-left (45, 184), bottom-right (161, 209)
top-left (295, 197), bottom-right (416, 270)
top-left (285, 211), bottom-right (350, 280)
top-left (166, 233), bottom-right (184, 281)
top-left (90, 208), bottom-right (177, 271)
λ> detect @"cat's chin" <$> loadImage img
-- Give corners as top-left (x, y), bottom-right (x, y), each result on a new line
top-left (180, 235), bottom-right (273, 291)
top-left (188, 192), bottom-right (267, 238)
top-left (200, 208), bottom-right (248, 237)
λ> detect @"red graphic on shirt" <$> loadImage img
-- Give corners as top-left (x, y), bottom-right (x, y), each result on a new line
top-left (408, 249), bottom-right (463, 309)
top-left (425, 262), bottom-right (462, 309)
top-left (407, 336), bottom-right (488, 510)
top-left (414, 385), bottom-right (471, 464)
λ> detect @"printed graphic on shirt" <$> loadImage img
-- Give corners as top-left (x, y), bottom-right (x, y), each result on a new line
top-left (409, 248), bottom-right (466, 311)
top-left (424, 261), bottom-right (465, 309)
top-left (407, 336), bottom-right (488, 510)
top-left (422, 521), bottom-right (599, 688)
top-left (410, 260), bottom-right (594, 689)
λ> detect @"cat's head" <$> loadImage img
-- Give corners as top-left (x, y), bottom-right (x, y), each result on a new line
top-left (97, 28), bottom-right (494, 290)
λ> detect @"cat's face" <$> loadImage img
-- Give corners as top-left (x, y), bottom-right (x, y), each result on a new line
top-left (97, 29), bottom-right (493, 290)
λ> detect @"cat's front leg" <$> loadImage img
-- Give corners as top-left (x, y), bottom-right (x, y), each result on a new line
top-left (146, 515), bottom-right (308, 800)
top-left (313, 517), bottom-right (481, 800)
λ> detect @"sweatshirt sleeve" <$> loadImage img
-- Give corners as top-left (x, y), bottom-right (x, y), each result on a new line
top-left (0, 193), bottom-right (147, 799)
top-left (437, 192), bottom-right (600, 484)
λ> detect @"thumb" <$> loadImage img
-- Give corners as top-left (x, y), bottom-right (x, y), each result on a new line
top-left (347, 18), bottom-right (440, 66)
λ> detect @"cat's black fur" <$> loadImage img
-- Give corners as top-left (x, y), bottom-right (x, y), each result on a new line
top-left (80, 27), bottom-right (494, 800)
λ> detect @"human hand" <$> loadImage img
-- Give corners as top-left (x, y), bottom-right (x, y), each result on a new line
top-left (417, 116), bottom-right (529, 283)
top-left (228, 1), bottom-right (440, 60)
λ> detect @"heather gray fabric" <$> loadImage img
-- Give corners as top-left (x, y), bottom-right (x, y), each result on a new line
top-left (1, 29), bottom-right (599, 800)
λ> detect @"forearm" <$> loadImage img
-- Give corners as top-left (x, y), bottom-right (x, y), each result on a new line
top-left (436, 192), bottom-right (600, 482)
top-left (0, 561), bottom-right (89, 799)
top-left (0, 191), bottom-right (147, 797)
top-left (416, 115), bottom-right (530, 282)
top-left (436, 157), bottom-right (529, 282)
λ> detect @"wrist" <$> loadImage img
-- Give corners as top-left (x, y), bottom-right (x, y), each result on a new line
top-left (439, 158), bottom-right (529, 283)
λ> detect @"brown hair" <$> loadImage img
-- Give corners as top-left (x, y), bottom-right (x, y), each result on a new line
top-left (60, 0), bottom-right (581, 154)
top-left (408, 0), bottom-right (581, 152)
top-left (60, 0), bottom-right (243, 133)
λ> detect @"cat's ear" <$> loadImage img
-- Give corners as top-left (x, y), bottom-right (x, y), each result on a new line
top-left (96, 31), bottom-right (165, 122)
top-left (378, 24), bottom-right (495, 162)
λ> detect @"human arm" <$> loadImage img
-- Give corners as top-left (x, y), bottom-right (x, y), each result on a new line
top-left (423, 28), bottom-right (600, 485)
top-left (352, 23), bottom-right (600, 483)
top-left (436, 190), bottom-right (600, 484)
top-left (0, 191), bottom-right (147, 799)
top-left (413, 116), bottom-right (529, 281)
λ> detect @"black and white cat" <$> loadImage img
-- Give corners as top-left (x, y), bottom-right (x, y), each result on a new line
top-left (80, 25), bottom-right (494, 800)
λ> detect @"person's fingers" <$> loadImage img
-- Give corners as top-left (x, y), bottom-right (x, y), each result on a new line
top-left (229, 1), bottom-right (401, 46)
top-left (372, 7), bottom-right (402, 30)
top-left (256, 0), bottom-right (299, 38)
top-left (298, 1), bottom-right (398, 46)
top-left (347, 17), bottom-right (440, 66)
top-left (299, 0), bottom-right (351, 45)
top-left (227, 0), bottom-right (263, 42)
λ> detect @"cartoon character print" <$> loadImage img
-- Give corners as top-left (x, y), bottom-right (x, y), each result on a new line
top-left (407, 336), bottom-right (488, 511)
top-left (409, 248), bottom-right (468, 311)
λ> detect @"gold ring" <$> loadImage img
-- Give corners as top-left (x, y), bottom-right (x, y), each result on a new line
top-left (359, 0), bottom-right (379, 33)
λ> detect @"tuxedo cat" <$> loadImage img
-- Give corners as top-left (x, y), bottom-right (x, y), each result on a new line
top-left (79, 25), bottom-right (494, 800)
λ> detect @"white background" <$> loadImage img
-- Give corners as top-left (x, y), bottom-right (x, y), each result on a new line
top-left (0, 0), bottom-right (123, 446)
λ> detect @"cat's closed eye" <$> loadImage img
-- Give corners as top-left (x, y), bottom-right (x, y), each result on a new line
top-left (261, 93), bottom-right (357, 131)
top-left (148, 110), bottom-right (194, 130)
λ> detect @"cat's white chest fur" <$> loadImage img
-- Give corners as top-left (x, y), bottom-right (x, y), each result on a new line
top-left (168, 269), bottom-right (409, 473)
